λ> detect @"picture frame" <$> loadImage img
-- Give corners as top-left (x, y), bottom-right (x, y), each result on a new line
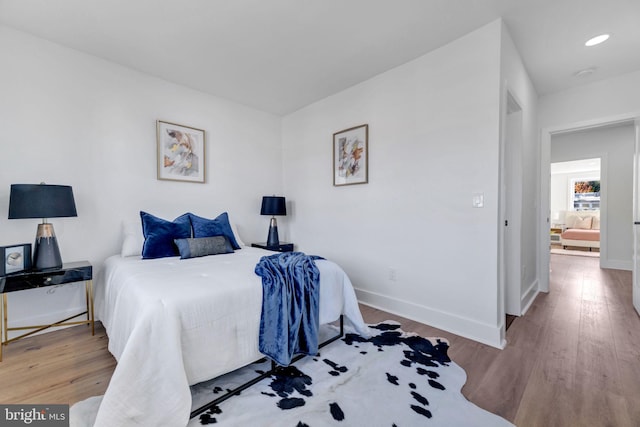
top-left (1, 244), bottom-right (31, 276)
top-left (333, 124), bottom-right (368, 186)
top-left (157, 120), bottom-right (206, 183)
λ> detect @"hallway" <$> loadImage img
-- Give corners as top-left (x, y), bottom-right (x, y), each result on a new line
top-left (511, 253), bottom-right (638, 425)
top-left (362, 253), bottom-right (639, 426)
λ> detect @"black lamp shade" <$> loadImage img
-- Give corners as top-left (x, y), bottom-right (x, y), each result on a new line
top-left (8, 184), bottom-right (77, 270)
top-left (9, 184), bottom-right (77, 219)
top-left (260, 196), bottom-right (286, 216)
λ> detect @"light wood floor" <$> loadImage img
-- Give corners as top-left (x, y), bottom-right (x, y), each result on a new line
top-left (1, 253), bottom-right (638, 426)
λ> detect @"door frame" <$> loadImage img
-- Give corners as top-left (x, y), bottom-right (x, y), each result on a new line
top-left (503, 92), bottom-right (523, 316)
top-left (539, 112), bottom-right (640, 293)
top-left (498, 85), bottom-right (524, 345)
top-left (634, 120), bottom-right (640, 315)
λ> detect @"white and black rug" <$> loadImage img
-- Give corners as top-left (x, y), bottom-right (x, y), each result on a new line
top-left (188, 321), bottom-right (514, 427)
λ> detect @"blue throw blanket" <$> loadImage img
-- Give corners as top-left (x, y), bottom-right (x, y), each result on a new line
top-left (255, 252), bottom-right (323, 366)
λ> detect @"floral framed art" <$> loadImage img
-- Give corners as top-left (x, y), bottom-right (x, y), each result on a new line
top-left (333, 124), bottom-right (368, 186)
top-left (1, 243), bottom-right (31, 276)
top-left (157, 120), bottom-right (206, 183)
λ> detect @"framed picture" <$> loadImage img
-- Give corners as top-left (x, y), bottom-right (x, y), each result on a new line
top-left (1, 244), bottom-right (31, 276)
top-left (333, 124), bottom-right (368, 186)
top-left (157, 120), bottom-right (206, 183)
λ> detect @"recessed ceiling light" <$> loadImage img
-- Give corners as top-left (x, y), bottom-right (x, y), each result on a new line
top-left (585, 34), bottom-right (610, 47)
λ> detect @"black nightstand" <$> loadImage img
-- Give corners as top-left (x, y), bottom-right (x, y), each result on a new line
top-left (251, 242), bottom-right (294, 252)
top-left (0, 261), bottom-right (93, 361)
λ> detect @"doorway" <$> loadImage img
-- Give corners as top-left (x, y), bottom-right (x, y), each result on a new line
top-left (549, 158), bottom-right (601, 259)
top-left (539, 117), bottom-right (637, 294)
top-left (500, 90), bottom-right (523, 322)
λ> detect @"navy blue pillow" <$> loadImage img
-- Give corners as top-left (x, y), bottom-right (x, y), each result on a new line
top-left (188, 212), bottom-right (241, 249)
top-left (140, 211), bottom-right (192, 259)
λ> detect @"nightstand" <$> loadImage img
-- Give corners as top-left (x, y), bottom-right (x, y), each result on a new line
top-left (550, 228), bottom-right (562, 244)
top-left (251, 242), bottom-right (294, 252)
top-left (0, 261), bottom-right (93, 361)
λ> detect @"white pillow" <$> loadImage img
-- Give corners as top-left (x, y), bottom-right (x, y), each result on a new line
top-left (121, 220), bottom-right (144, 257)
top-left (591, 215), bottom-right (600, 230)
top-left (574, 216), bottom-right (592, 230)
top-left (230, 222), bottom-right (246, 247)
top-left (564, 214), bottom-right (578, 229)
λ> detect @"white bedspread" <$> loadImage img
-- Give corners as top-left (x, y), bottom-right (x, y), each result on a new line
top-left (76, 247), bottom-right (368, 427)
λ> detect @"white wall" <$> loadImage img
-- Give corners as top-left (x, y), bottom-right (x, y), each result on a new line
top-left (551, 125), bottom-right (634, 269)
top-left (282, 21), bottom-right (505, 347)
top-left (539, 70), bottom-right (640, 129)
top-left (0, 25), bottom-right (283, 334)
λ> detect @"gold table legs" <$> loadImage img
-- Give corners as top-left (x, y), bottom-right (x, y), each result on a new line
top-left (0, 280), bottom-right (94, 362)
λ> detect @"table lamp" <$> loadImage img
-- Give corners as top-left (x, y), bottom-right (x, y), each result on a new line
top-left (260, 196), bottom-right (286, 247)
top-left (8, 183), bottom-right (77, 270)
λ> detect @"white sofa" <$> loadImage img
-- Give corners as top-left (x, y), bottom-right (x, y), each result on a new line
top-left (561, 211), bottom-right (600, 250)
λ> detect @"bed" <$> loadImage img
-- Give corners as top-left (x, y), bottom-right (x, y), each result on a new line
top-left (86, 243), bottom-right (368, 427)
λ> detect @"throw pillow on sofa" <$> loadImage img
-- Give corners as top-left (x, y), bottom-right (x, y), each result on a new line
top-left (574, 216), bottom-right (592, 230)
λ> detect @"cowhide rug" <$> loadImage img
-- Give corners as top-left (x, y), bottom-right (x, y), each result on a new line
top-left (187, 321), bottom-right (514, 427)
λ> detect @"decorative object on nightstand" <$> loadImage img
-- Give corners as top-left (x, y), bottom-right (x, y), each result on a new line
top-left (251, 242), bottom-right (294, 252)
top-left (260, 196), bottom-right (286, 247)
top-left (8, 183), bottom-right (77, 270)
top-left (0, 244), bottom-right (31, 276)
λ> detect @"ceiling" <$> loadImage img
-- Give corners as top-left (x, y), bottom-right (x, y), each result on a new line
top-left (551, 158), bottom-right (600, 174)
top-left (1, 0), bottom-right (639, 115)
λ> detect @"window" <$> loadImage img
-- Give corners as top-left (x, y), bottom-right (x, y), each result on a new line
top-left (571, 179), bottom-right (600, 211)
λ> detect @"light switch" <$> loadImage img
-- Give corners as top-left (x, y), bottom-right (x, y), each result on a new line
top-left (472, 193), bottom-right (484, 208)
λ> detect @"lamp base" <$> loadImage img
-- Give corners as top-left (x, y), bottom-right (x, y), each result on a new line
top-left (266, 217), bottom-right (280, 247)
top-left (33, 223), bottom-right (63, 270)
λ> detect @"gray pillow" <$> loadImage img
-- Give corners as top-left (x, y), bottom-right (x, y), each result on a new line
top-left (174, 236), bottom-right (234, 259)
